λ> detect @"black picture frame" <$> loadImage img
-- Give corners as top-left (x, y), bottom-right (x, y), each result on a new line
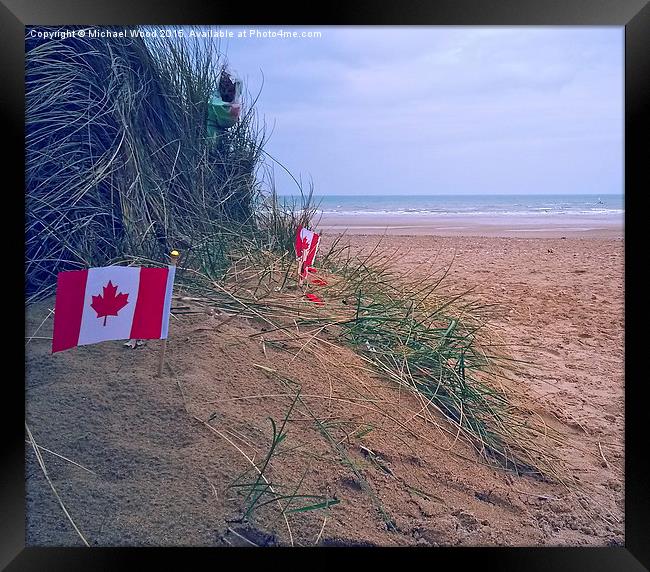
top-left (5, 0), bottom-right (647, 569)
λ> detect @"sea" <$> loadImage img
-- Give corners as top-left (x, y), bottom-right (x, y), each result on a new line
top-left (310, 194), bottom-right (624, 221)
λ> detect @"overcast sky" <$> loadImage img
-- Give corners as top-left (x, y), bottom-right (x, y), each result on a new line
top-left (212, 27), bottom-right (623, 196)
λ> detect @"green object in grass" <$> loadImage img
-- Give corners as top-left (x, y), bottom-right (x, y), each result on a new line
top-left (207, 95), bottom-right (237, 132)
top-left (207, 85), bottom-right (242, 134)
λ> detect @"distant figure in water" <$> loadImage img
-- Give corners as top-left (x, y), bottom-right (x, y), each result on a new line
top-left (597, 197), bottom-right (604, 204)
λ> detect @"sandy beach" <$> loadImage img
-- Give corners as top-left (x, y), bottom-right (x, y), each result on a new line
top-left (24, 213), bottom-right (624, 547)
top-left (318, 213), bottom-right (623, 238)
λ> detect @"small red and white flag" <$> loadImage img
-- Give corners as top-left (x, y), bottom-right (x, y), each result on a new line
top-left (52, 266), bottom-right (176, 353)
top-left (295, 226), bottom-right (320, 279)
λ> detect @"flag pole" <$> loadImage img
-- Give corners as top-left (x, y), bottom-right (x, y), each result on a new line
top-left (297, 249), bottom-right (308, 287)
top-left (157, 249), bottom-right (180, 377)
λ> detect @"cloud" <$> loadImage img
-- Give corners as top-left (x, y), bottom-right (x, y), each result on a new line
top-left (215, 27), bottom-right (623, 195)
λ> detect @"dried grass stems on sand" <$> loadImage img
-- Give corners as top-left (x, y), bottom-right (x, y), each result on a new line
top-left (25, 233), bottom-right (623, 546)
top-left (168, 235), bottom-right (617, 526)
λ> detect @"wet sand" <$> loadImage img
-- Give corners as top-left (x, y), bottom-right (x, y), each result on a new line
top-left (317, 213), bottom-right (623, 238)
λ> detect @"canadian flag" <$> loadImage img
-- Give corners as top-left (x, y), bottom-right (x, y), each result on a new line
top-left (52, 266), bottom-right (176, 353)
top-left (295, 226), bottom-right (320, 279)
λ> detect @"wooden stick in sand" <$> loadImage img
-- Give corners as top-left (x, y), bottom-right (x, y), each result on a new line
top-left (157, 249), bottom-right (180, 377)
top-left (297, 249), bottom-right (308, 287)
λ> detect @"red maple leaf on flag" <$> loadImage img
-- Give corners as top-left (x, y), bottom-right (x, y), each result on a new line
top-left (90, 280), bottom-right (129, 326)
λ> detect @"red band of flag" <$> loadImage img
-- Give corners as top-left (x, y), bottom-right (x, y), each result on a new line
top-left (52, 269), bottom-right (88, 353)
top-left (129, 268), bottom-right (168, 339)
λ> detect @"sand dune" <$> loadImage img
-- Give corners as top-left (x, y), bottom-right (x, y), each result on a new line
top-left (25, 229), bottom-right (624, 546)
